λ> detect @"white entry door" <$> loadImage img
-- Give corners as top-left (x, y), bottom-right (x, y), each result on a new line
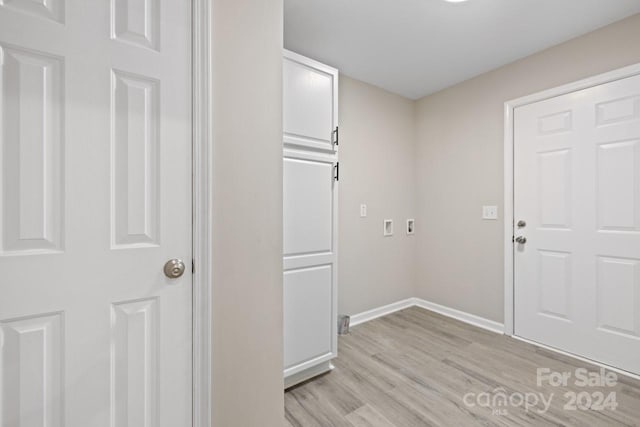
top-left (514, 73), bottom-right (640, 374)
top-left (0, 1), bottom-right (192, 426)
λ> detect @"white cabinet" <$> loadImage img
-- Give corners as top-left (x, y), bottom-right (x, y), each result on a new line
top-left (283, 50), bottom-right (338, 387)
top-left (284, 265), bottom-right (333, 368)
top-left (283, 50), bottom-right (339, 152)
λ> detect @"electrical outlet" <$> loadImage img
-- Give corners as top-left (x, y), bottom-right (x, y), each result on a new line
top-left (360, 204), bottom-right (367, 218)
top-left (482, 205), bottom-right (498, 220)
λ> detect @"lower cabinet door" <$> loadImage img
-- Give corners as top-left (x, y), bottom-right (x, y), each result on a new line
top-left (284, 265), bottom-right (334, 372)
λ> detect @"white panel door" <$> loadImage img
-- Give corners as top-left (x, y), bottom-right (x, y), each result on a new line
top-left (514, 73), bottom-right (640, 374)
top-left (283, 50), bottom-right (338, 152)
top-left (0, 1), bottom-right (192, 426)
top-left (283, 147), bottom-right (338, 376)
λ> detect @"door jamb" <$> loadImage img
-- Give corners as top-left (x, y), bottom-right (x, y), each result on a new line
top-left (193, 0), bottom-right (213, 426)
top-left (503, 62), bottom-right (640, 337)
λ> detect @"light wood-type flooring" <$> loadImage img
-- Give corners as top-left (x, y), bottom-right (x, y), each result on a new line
top-left (284, 306), bottom-right (640, 426)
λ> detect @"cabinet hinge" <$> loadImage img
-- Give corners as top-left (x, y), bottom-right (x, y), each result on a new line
top-left (334, 162), bottom-right (339, 181)
top-left (332, 126), bottom-right (339, 146)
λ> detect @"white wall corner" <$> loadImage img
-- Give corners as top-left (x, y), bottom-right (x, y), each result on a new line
top-left (349, 298), bottom-right (417, 326)
top-left (412, 298), bottom-right (504, 334)
top-left (349, 297), bottom-right (504, 334)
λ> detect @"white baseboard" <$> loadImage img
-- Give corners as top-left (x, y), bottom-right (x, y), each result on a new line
top-left (284, 361), bottom-right (334, 389)
top-left (413, 298), bottom-right (504, 334)
top-left (349, 298), bottom-right (415, 326)
top-left (349, 297), bottom-right (504, 334)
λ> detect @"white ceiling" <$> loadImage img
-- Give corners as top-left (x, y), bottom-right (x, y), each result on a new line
top-left (284, 0), bottom-right (640, 99)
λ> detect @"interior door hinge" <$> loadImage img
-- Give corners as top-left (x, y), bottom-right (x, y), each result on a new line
top-left (332, 126), bottom-right (339, 147)
top-left (334, 162), bottom-right (339, 181)
top-left (192, 259), bottom-right (195, 274)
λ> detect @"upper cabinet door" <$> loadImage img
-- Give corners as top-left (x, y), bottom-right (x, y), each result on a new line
top-left (284, 50), bottom-right (339, 152)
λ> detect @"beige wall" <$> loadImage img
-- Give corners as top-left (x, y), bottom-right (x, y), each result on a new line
top-left (339, 76), bottom-right (417, 315)
top-left (206, 9), bottom-right (640, 425)
top-left (415, 13), bottom-right (640, 322)
top-left (211, 0), bottom-right (284, 426)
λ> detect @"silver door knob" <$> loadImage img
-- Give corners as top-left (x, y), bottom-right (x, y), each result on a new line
top-left (517, 220), bottom-right (527, 228)
top-left (164, 259), bottom-right (186, 278)
top-left (515, 236), bottom-right (527, 244)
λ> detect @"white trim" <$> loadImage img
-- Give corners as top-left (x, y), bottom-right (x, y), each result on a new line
top-left (349, 298), bottom-right (415, 326)
top-left (284, 362), bottom-right (334, 389)
top-left (503, 62), bottom-right (640, 339)
top-left (503, 102), bottom-right (515, 336)
top-left (192, 0), bottom-right (213, 426)
top-left (349, 298), bottom-right (504, 334)
top-left (413, 298), bottom-right (504, 334)
top-left (284, 352), bottom-right (335, 378)
top-left (283, 49), bottom-right (339, 85)
top-left (512, 336), bottom-right (640, 381)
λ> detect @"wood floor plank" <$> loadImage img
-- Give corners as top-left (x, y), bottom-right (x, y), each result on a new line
top-left (284, 306), bottom-right (640, 426)
top-left (345, 404), bottom-right (397, 427)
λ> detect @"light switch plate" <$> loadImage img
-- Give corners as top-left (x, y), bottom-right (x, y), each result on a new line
top-left (482, 205), bottom-right (498, 220)
top-left (360, 204), bottom-right (367, 218)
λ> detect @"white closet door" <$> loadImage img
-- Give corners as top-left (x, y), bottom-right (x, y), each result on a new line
top-left (283, 149), bottom-right (338, 375)
top-left (514, 73), bottom-right (640, 374)
top-left (283, 50), bottom-right (338, 152)
top-left (0, 1), bottom-right (193, 426)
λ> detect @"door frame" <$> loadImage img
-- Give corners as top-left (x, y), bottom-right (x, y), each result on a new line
top-left (503, 62), bottom-right (640, 337)
top-left (192, 1), bottom-right (213, 426)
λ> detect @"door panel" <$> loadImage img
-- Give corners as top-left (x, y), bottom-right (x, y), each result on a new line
top-left (596, 256), bottom-right (639, 337)
top-left (0, 312), bottom-right (64, 427)
top-left (283, 265), bottom-right (333, 369)
top-left (514, 73), bottom-right (640, 374)
top-left (111, 298), bottom-right (159, 427)
top-left (283, 157), bottom-right (333, 256)
top-left (1, 44), bottom-right (64, 255)
top-left (111, 69), bottom-right (160, 248)
top-left (112, 0), bottom-right (160, 50)
top-left (0, 1), bottom-right (192, 426)
top-left (537, 250), bottom-right (571, 320)
top-left (283, 50), bottom-right (338, 152)
top-left (596, 139), bottom-right (640, 231)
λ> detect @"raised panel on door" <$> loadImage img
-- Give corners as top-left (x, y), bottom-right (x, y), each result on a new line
top-left (284, 265), bottom-right (334, 372)
top-left (110, 69), bottom-right (160, 248)
top-left (596, 139), bottom-right (640, 232)
top-left (283, 155), bottom-right (334, 258)
top-left (283, 50), bottom-right (338, 152)
top-left (596, 256), bottom-right (640, 337)
top-left (0, 312), bottom-right (64, 427)
top-left (0, 44), bottom-right (64, 255)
